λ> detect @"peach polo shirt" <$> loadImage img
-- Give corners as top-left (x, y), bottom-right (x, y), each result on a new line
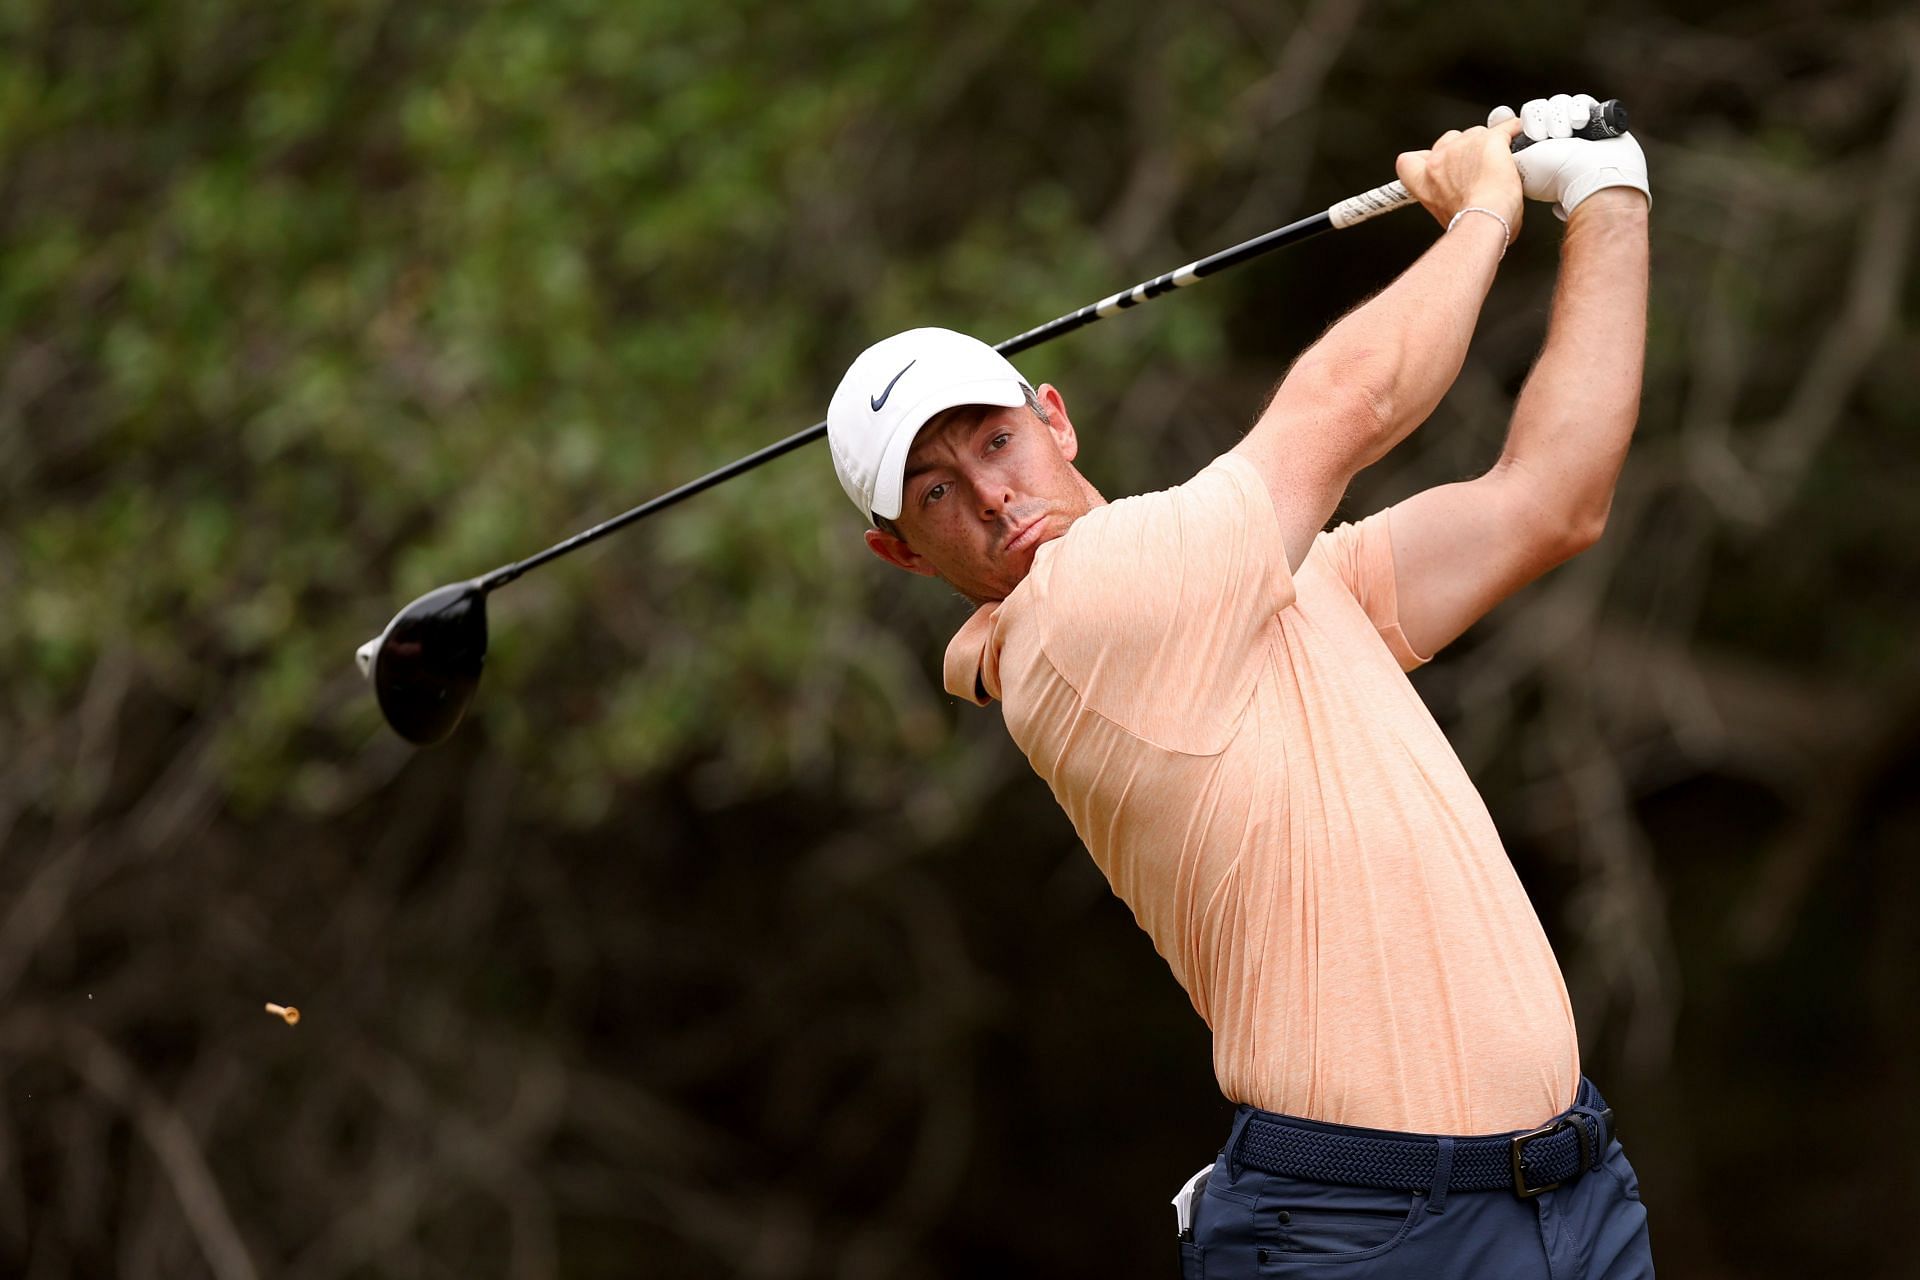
top-left (943, 453), bottom-right (1579, 1134)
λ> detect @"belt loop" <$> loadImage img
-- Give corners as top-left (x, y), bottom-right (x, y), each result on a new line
top-left (1567, 1105), bottom-right (1607, 1170)
top-left (1226, 1105), bottom-right (1257, 1181)
top-left (1426, 1137), bottom-right (1454, 1214)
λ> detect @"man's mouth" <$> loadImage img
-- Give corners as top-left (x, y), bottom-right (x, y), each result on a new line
top-left (1001, 515), bottom-right (1048, 556)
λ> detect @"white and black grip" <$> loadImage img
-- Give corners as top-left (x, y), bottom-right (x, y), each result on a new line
top-left (1327, 98), bottom-right (1630, 230)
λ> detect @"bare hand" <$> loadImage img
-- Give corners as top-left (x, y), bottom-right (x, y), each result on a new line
top-left (1395, 119), bottom-right (1526, 237)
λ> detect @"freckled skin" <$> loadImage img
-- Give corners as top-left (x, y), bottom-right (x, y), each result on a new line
top-left (863, 384), bottom-right (1106, 604)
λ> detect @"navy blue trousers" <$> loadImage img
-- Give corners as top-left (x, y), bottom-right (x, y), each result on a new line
top-left (1181, 1086), bottom-right (1654, 1279)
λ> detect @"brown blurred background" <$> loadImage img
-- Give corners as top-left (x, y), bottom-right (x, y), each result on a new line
top-left (3, 0), bottom-right (1916, 1276)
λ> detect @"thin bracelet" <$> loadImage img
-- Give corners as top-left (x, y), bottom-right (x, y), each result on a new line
top-left (1447, 206), bottom-right (1510, 258)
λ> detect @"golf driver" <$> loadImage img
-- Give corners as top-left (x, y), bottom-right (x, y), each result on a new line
top-left (358, 101), bottom-right (1630, 745)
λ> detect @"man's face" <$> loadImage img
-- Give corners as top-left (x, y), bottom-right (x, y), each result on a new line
top-left (864, 383), bottom-right (1100, 603)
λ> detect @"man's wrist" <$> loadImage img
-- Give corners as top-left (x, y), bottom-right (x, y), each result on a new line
top-left (1565, 187), bottom-right (1650, 239)
top-left (1464, 184), bottom-right (1522, 226)
top-left (1568, 187), bottom-right (1650, 220)
top-left (1448, 205), bottom-right (1512, 258)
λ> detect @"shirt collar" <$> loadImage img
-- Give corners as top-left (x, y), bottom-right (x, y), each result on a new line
top-left (942, 602), bottom-right (1002, 705)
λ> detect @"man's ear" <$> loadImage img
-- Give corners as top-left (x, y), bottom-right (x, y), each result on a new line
top-left (1035, 383), bottom-right (1078, 461)
top-left (864, 526), bottom-right (939, 577)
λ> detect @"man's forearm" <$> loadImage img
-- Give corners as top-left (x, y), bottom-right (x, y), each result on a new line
top-left (1499, 191), bottom-right (1650, 539)
top-left (1287, 212), bottom-right (1507, 466)
top-left (1235, 119), bottom-right (1524, 564)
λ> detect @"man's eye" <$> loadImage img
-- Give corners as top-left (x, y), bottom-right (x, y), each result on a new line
top-left (923, 482), bottom-right (948, 506)
top-left (988, 433), bottom-right (1011, 450)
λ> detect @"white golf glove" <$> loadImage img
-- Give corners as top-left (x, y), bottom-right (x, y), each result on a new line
top-left (1488, 93), bottom-right (1650, 220)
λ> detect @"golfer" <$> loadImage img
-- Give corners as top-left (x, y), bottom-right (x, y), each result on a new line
top-left (828, 94), bottom-right (1653, 1279)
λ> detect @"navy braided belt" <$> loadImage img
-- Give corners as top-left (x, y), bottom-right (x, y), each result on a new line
top-left (1232, 1079), bottom-right (1616, 1200)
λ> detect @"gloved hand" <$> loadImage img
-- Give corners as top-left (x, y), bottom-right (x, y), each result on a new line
top-left (1488, 94), bottom-right (1650, 221)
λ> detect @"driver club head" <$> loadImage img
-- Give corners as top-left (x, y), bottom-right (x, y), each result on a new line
top-left (356, 581), bottom-right (489, 746)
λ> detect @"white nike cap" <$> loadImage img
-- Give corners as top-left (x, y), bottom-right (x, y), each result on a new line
top-left (827, 327), bottom-right (1031, 522)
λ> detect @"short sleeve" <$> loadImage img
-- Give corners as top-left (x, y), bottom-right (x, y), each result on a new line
top-left (1313, 506), bottom-right (1431, 672)
top-left (1026, 453), bottom-right (1296, 753)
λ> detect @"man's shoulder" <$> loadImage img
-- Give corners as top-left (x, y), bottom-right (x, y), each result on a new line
top-left (979, 454), bottom-right (1294, 747)
top-left (1035, 454), bottom-right (1269, 575)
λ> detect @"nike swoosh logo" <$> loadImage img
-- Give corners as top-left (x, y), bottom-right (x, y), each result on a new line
top-left (870, 360), bottom-right (915, 412)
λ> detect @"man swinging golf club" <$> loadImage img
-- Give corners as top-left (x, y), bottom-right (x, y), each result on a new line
top-left (828, 95), bottom-right (1655, 1278)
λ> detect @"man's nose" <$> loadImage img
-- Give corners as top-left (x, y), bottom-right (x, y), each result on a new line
top-left (957, 464), bottom-right (1013, 519)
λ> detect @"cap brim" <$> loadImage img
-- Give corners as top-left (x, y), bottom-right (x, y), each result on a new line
top-left (869, 378), bottom-right (1029, 521)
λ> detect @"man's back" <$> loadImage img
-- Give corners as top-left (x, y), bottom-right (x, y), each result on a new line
top-left (945, 454), bottom-right (1578, 1134)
